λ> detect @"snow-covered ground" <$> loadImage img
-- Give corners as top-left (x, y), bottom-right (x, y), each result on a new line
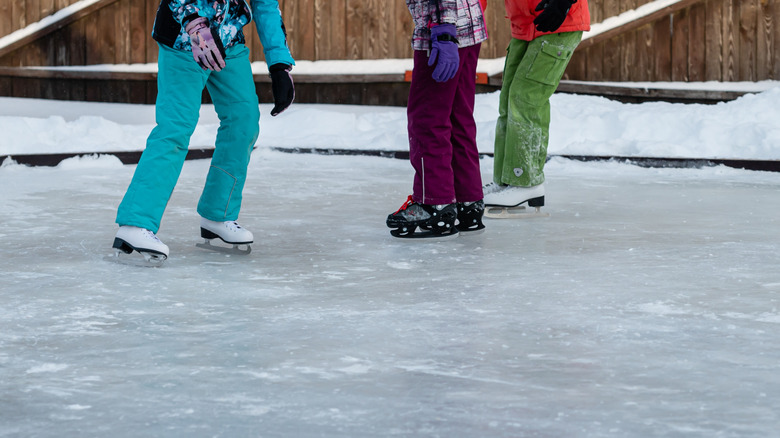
top-left (2, 84), bottom-right (780, 160)
top-left (1, 88), bottom-right (780, 437)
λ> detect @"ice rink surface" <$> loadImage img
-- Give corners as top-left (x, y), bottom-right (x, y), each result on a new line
top-left (1, 151), bottom-right (779, 437)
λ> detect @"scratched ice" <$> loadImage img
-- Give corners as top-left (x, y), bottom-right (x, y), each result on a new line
top-left (1, 149), bottom-right (779, 437)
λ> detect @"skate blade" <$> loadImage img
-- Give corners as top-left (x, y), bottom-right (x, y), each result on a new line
top-left (390, 227), bottom-right (460, 240)
top-left (484, 206), bottom-right (550, 219)
top-left (104, 250), bottom-right (167, 267)
top-left (196, 240), bottom-right (252, 255)
top-left (456, 226), bottom-right (486, 235)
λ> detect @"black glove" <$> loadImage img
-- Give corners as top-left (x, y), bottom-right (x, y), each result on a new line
top-left (534, 0), bottom-right (576, 33)
top-left (269, 63), bottom-right (294, 116)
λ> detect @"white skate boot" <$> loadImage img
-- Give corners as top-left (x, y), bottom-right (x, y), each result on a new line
top-left (112, 226), bottom-right (169, 266)
top-left (196, 218), bottom-right (253, 255)
top-left (483, 182), bottom-right (549, 219)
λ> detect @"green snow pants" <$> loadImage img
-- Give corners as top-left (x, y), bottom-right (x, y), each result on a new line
top-left (493, 32), bottom-right (582, 187)
top-left (116, 43), bottom-right (260, 234)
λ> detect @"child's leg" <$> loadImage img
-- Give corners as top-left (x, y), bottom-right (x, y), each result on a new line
top-left (493, 38), bottom-right (529, 185)
top-left (407, 50), bottom-right (460, 205)
top-left (197, 44), bottom-right (260, 222)
top-left (449, 43), bottom-right (483, 203)
top-left (116, 43), bottom-right (208, 233)
top-left (496, 32), bottom-right (582, 187)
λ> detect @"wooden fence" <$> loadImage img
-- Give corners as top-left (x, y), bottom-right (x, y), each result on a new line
top-left (0, 0), bottom-right (779, 104)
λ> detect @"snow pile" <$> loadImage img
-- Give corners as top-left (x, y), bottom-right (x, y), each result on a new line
top-left (1, 84), bottom-right (780, 162)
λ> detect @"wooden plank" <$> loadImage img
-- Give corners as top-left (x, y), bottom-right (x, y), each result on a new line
top-left (345, 0), bottom-right (362, 59)
top-left (314, 0), bottom-right (344, 60)
top-left (756, 0), bottom-right (773, 79)
top-left (633, 23), bottom-right (655, 81)
top-left (0, 1), bottom-right (12, 39)
top-left (579, 0), bottom-right (704, 50)
top-left (737, 0), bottom-right (757, 81)
top-left (0, 0), bottom-right (121, 60)
top-left (41, 0), bottom-right (56, 18)
top-left (394, 1), bottom-right (413, 59)
top-left (565, 48), bottom-right (587, 80)
top-left (10, 1), bottom-right (26, 35)
top-left (621, 27), bottom-right (637, 81)
top-left (100, 5), bottom-right (117, 64)
top-left (774, 0), bottom-right (780, 79)
top-left (298, 0), bottom-right (315, 60)
top-left (0, 66), bottom-right (156, 80)
top-left (555, 80), bottom-right (750, 102)
top-left (146, 0), bottom-right (157, 63)
top-left (27, 0), bottom-right (42, 25)
top-left (671, 8), bottom-right (689, 80)
top-left (603, 0), bottom-right (621, 21)
top-left (331, 0), bottom-right (347, 59)
top-left (585, 44), bottom-right (604, 81)
top-left (281, 0), bottom-right (298, 59)
top-left (375, 0), bottom-right (389, 59)
top-left (687, 1), bottom-right (706, 81)
top-left (652, 14), bottom-right (672, 80)
top-left (362, 0), bottom-right (378, 59)
top-left (590, 0), bottom-right (603, 25)
top-left (127, 0), bottom-right (146, 64)
top-left (721, 0), bottom-right (738, 80)
top-left (603, 35), bottom-right (622, 81)
top-left (704, 0), bottom-right (723, 81)
top-left (56, 0), bottom-right (72, 12)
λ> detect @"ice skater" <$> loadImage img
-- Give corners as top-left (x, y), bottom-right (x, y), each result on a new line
top-left (386, 0), bottom-right (489, 239)
top-left (112, 0), bottom-right (295, 265)
top-left (484, 0), bottom-right (589, 218)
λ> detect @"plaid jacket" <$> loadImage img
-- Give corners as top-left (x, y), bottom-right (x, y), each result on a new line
top-left (406, 0), bottom-right (488, 50)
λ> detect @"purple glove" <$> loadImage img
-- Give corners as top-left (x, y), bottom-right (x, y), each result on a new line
top-left (428, 24), bottom-right (459, 83)
top-left (185, 17), bottom-right (226, 72)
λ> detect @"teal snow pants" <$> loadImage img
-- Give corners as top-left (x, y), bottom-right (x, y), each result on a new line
top-left (116, 43), bottom-right (260, 234)
top-left (493, 32), bottom-right (582, 187)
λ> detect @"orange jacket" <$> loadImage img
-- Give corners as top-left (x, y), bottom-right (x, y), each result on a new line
top-left (504, 0), bottom-right (590, 41)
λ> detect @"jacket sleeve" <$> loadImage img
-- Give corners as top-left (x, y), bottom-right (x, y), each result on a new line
top-left (251, 0), bottom-right (296, 67)
top-left (432, 0), bottom-right (458, 25)
top-left (168, 0), bottom-right (201, 27)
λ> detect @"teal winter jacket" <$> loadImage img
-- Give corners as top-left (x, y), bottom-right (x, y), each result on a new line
top-left (152, 0), bottom-right (294, 67)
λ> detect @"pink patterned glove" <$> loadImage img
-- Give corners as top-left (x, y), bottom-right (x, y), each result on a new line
top-left (185, 17), bottom-right (226, 72)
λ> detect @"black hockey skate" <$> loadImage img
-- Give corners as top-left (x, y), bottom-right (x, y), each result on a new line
top-left (456, 200), bottom-right (485, 233)
top-left (386, 195), bottom-right (458, 239)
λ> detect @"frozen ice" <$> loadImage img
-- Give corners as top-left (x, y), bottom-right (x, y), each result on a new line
top-left (1, 151), bottom-right (779, 437)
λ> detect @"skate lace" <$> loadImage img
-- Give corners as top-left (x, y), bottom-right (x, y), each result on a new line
top-left (143, 229), bottom-right (161, 242)
top-left (393, 195), bottom-right (414, 214)
top-left (482, 182), bottom-right (504, 195)
top-left (226, 221), bottom-right (242, 231)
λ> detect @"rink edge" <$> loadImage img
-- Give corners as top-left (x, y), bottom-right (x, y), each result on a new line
top-left (2, 147), bottom-right (779, 173)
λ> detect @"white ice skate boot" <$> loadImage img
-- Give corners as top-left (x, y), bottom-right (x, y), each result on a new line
top-left (483, 182), bottom-right (549, 219)
top-left (196, 218), bottom-right (253, 255)
top-left (112, 226), bottom-right (169, 266)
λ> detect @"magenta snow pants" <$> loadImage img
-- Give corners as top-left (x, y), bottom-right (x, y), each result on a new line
top-left (407, 44), bottom-right (483, 205)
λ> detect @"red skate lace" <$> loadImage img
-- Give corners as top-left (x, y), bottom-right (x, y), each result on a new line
top-left (393, 195), bottom-right (414, 214)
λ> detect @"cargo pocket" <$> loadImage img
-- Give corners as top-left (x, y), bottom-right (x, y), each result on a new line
top-left (525, 41), bottom-right (573, 86)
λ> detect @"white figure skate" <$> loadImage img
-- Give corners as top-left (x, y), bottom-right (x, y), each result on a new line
top-left (111, 226), bottom-right (169, 266)
top-left (196, 218), bottom-right (253, 255)
top-left (483, 183), bottom-right (550, 219)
